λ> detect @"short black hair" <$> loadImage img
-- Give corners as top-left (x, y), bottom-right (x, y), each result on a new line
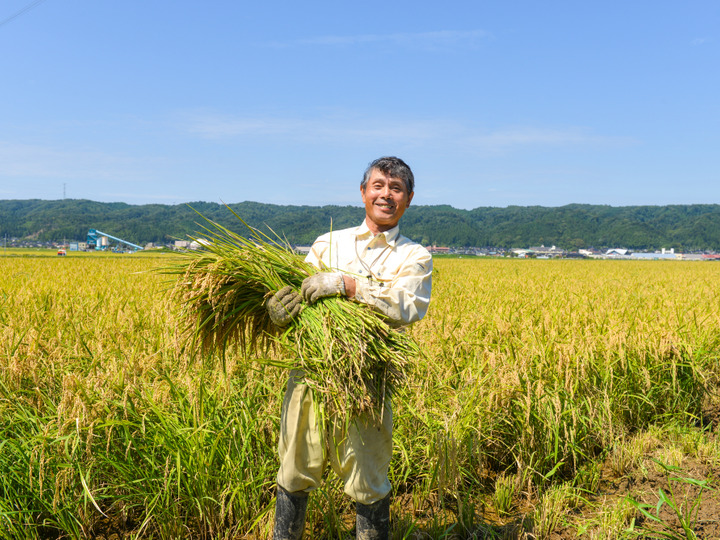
top-left (361, 156), bottom-right (414, 194)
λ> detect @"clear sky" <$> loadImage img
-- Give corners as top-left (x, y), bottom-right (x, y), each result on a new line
top-left (1, 1), bottom-right (718, 210)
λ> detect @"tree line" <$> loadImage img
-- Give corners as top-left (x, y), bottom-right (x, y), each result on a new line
top-left (2, 199), bottom-right (720, 251)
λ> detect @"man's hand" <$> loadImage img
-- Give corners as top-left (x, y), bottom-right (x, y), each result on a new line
top-left (266, 286), bottom-right (302, 327)
top-left (301, 272), bottom-right (346, 304)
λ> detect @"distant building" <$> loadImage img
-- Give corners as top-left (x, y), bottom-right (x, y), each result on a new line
top-left (605, 248), bottom-right (629, 257)
top-left (189, 239), bottom-right (211, 250)
top-left (529, 245), bottom-right (565, 258)
top-left (511, 249), bottom-right (531, 258)
top-left (631, 251), bottom-right (679, 260)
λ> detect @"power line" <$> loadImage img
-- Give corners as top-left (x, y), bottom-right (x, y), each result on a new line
top-left (0, 0), bottom-right (49, 30)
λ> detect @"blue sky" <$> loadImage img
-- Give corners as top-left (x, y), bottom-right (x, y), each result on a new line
top-left (1, 1), bottom-right (718, 210)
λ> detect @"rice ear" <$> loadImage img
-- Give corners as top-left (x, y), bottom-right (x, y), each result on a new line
top-left (161, 207), bottom-right (418, 420)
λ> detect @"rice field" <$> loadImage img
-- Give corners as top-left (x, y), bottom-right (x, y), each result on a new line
top-left (1, 251), bottom-right (719, 539)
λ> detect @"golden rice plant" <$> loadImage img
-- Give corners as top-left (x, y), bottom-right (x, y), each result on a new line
top-left (164, 209), bottom-right (418, 420)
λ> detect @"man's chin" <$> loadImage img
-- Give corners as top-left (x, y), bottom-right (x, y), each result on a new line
top-left (374, 209), bottom-right (397, 219)
top-left (374, 216), bottom-right (395, 225)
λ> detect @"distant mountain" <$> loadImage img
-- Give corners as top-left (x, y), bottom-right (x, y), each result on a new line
top-left (2, 199), bottom-right (720, 251)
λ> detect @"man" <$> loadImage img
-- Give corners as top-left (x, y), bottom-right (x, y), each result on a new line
top-left (266, 156), bottom-right (432, 539)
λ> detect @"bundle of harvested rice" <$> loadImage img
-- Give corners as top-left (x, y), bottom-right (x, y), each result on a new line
top-left (165, 209), bottom-right (418, 420)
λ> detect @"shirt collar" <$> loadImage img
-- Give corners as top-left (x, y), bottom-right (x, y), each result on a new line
top-left (356, 219), bottom-right (401, 245)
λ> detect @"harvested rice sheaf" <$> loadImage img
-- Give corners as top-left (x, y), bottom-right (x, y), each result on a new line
top-left (166, 210), bottom-right (418, 420)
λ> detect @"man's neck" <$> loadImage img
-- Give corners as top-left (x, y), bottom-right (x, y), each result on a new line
top-left (364, 219), bottom-right (398, 236)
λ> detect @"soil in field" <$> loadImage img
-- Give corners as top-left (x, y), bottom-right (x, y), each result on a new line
top-left (551, 456), bottom-right (720, 539)
top-left (392, 455), bottom-right (719, 539)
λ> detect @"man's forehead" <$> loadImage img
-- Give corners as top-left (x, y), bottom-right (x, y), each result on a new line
top-left (369, 169), bottom-right (403, 182)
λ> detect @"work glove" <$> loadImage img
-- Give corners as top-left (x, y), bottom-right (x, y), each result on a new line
top-left (266, 286), bottom-right (302, 327)
top-left (301, 272), bottom-right (346, 304)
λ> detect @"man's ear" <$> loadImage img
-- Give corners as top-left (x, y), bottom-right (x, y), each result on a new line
top-left (407, 191), bottom-right (414, 208)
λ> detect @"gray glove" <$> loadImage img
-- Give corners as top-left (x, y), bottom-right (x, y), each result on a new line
top-left (266, 286), bottom-right (302, 327)
top-left (301, 272), bottom-right (346, 304)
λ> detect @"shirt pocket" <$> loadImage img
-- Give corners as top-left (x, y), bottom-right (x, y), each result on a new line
top-left (372, 263), bottom-right (397, 284)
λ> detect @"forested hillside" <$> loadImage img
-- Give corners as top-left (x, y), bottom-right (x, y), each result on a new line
top-left (2, 199), bottom-right (720, 250)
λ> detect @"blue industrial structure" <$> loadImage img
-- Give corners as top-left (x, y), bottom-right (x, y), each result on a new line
top-left (86, 229), bottom-right (143, 252)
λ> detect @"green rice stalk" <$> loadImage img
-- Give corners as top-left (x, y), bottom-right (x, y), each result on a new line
top-left (163, 208), bottom-right (418, 420)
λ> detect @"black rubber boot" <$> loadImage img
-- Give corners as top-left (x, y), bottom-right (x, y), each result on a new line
top-left (356, 493), bottom-right (390, 540)
top-left (273, 486), bottom-right (308, 540)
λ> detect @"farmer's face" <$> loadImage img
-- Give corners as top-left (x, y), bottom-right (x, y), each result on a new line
top-left (361, 168), bottom-right (413, 234)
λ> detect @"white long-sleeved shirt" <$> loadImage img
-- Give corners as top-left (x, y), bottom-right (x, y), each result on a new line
top-left (305, 219), bottom-right (432, 327)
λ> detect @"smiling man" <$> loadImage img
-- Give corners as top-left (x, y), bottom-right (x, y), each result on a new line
top-left (267, 156), bottom-right (433, 539)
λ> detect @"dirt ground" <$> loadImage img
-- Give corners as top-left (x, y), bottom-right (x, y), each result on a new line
top-left (550, 457), bottom-right (720, 539)
top-left (391, 454), bottom-right (719, 540)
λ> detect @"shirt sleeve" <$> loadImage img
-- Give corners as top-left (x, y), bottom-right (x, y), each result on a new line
top-left (353, 246), bottom-right (433, 327)
top-left (304, 233), bottom-right (330, 271)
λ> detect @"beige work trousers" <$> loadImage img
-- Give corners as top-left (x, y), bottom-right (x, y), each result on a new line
top-left (276, 371), bottom-right (393, 505)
